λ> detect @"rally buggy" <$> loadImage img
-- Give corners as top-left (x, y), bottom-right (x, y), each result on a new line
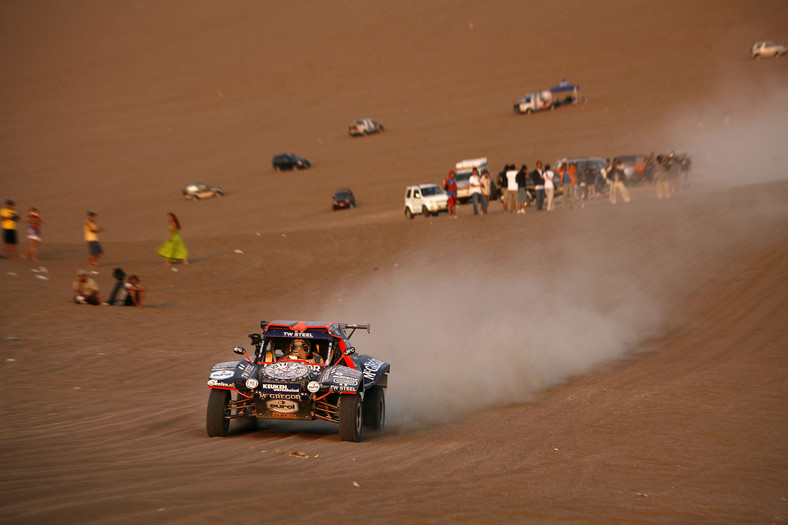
top-left (206, 320), bottom-right (389, 442)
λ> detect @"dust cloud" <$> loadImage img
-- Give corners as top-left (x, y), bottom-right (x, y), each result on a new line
top-left (321, 243), bottom-right (667, 429)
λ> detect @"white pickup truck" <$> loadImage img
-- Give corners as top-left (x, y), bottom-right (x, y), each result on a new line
top-left (348, 118), bottom-right (385, 136)
top-left (513, 90), bottom-right (554, 115)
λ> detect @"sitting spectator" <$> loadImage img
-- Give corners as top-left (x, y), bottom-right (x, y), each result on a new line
top-left (123, 275), bottom-right (146, 307)
top-left (73, 270), bottom-right (102, 305)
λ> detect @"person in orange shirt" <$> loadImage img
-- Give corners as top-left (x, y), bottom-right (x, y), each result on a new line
top-left (557, 160), bottom-right (577, 209)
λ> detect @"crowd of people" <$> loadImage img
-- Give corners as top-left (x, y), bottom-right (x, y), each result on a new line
top-left (2, 201), bottom-right (191, 307)
top-left (442, 152), bottom-right (691, 216)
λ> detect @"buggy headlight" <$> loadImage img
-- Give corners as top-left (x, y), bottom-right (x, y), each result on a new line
top-left (245, 378), bottom-right (259, 389)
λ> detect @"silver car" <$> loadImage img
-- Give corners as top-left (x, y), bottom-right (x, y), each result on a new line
top-left (751, 41), bottom-right (786, 59)
top-left (183, 183), bottom-right (224, 200)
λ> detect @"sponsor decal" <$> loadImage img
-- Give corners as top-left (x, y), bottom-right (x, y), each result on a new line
top-left (260, 383), bottom-right (300, 394)
top-left (263, 362), bottom-right (310, 380)
top-left (270, 412), bottom-right (299, 419)
top-left (283, 331), bottom-right (314, 338)
top-left (362, 358), bottom-right (386, 381)
top-left (267, 399), bottom-right (299, 413)
top-left (324, 366), bottom-right (362, 387)
top-left (245, 378), bottom-right (259, 389)
top-left (210, 369), bottom-right (235, 380)
top-left (264, 394), bottom-right (302, 400)
top-left (207, 379), bottom-right (233, 388)
top-left (240, 364), bottom-right (256, 379)
top-left (307, 381), bottom-right (320, 393)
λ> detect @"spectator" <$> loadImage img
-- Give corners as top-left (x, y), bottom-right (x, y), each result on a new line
top-left (73, 269), bottom-right (102, 305)
top-left (558, 160), bottom-right (577, 209)
top-left (123, 274), bottom-right (146, 307)
top-left (607, 157), bottom-right (631, 205)
top-left (157, 212), bottom-right (189, 264)
top-left (481, 170), bottom-right (492, 210)
top-left (1, 199), bottom-right (20, 259)
top-left (20, 207), bottom-right (44, 261)
top-left (84, 211), bottom-right (104, 267)
top-left (505, 165), bottom-right (519, 214)
top-left (469, 167), bottom-right (486, 215)
top-left (655, 155), bottom-right (671, 200)
top-left (516, 164), bottom-right (528, 214)
top-left (543, 164), bottom-right (556, 211)
top-left (679, 153), bottom-right (691, 189)
top-left (443, 171), bottom-right (458, 219)
top-left (531, 161), bottom-right (545, 211)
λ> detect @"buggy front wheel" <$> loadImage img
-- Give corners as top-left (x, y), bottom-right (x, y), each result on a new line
top-left (339, 394), bottom-right (363, 442)
top-left (206, 389), bottom-right (230, 437)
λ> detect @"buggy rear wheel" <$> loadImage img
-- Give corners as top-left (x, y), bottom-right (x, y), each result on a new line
top-left (363, 386), bottom-right (385, 431)
top-left (339, 394), bottom-right (363, 442)
top-left (206, 389), bottom-right (230, 437)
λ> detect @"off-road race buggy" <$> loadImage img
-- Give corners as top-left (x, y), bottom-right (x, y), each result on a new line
top-left (206, 320), bottom-right (389, 442)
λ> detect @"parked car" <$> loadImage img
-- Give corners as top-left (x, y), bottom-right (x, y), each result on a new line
top-left (348, 118), bottom-right (384, 136)
top-left (206, 320), bottom-right (389, 442)
top-left (332, 188), bottom-right (356, 210)
top-left (751, 41), bottom-right (787, 59)
top-left (617, 155), bottom-right (649, 184)
top-left (272, 153), bottom-right (311, 171)
top-left (182, 182), bottom-right (224, 200)
top-left (404, 184), bottom-right (448, 219)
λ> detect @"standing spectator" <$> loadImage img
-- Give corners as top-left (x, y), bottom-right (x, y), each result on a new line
top-left (469, 167), bottom-right (484, 215)
top-left (84, 211), bottom-right (104, 267)
top-left (505, 165), bottom-right (519, 214)
top-left (1, 199), bottom-right (20, 259)
top-left (497, 167), bottom-right (509, 209)
top-left (20, 207), bottom-right (44, 261)
top-left (516, 164), bottom-right (528, 214)
top-left (481, 169), bottom-right (492, 208)
top-left (655, 155), bottom-right (671, 200)
top-left (608, 157), bottom-right (631, 204)
top-left (666, 151), bottom-right (680, 196)
top-left (679, 153), bottom-right (691, 189)
top-left (577, 162), bottom-right (588, 206)
top-left (558, 160), bottom-right (577, 209)
top-left (157, 212), bottom-right (189, 264)
top-left (543, 164), bottom-right (556, 211)
top-left (123, 274), bottom-right (146, 307)
top-left (443, 170), bottom-right (458, 219)
top-left (644, 153), bottom-right (656, 184)
top-left (585, 165), bottom-right (597, 201)
top-left (73, 269), bottom-right (102, 305)
top-left (531, 161), bottom-right (545, 211)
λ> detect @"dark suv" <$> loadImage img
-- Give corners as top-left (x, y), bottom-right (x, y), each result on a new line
top-left (272, 153), bottom-right (311, 171)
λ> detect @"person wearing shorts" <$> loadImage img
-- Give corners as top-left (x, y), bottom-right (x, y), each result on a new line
top-left (84, 211), bottom-right (104, 267)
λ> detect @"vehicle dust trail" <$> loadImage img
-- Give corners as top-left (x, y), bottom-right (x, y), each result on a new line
top-left (319, 182), bottom-right (786, 431)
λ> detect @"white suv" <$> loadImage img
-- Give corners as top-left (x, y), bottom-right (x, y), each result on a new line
top-left (752, 41), bottom-right (786, 59)
top-left (404, 184), bottom-right (448, 219)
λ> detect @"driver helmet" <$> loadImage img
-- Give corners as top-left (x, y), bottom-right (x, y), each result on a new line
top-left (288, 338), bottom-right (310, 359)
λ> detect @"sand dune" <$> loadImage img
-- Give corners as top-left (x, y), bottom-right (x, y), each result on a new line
top-left (1, 1), bottom-right (787, 523)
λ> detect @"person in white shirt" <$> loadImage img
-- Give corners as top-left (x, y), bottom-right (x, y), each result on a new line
top-left (469, 167), bottom-right (486, 215)
top-left (505, 165), bottom-right (519, 214)
top-left (543, 164), bottom-right (556, 211)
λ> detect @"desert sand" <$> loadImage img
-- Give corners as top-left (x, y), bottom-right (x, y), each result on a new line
top-left (1, 1), bottom-right (787, 523)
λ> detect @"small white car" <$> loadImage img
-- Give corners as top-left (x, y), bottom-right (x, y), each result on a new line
top-left (751, 41), bottom-right (786, 59)
top-left (183, 183), bottom-right (224, 200)
top-left (404, 184), bottom-right (448, 219)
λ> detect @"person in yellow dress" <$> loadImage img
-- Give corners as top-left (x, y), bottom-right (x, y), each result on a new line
top-left (157, 213), bottom-right (189, 265)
